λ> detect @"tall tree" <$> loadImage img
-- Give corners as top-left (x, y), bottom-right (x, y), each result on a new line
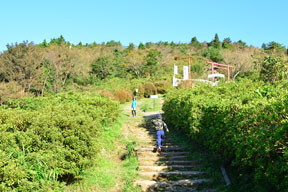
top-left (90, 56), bottom-right (113, 80)
top-left (190, 36), bottom-right (201, 47)
top-left (45, 45), bottom-right (79, 93)
top-left (0, 41), bottom-right (44, 93)
top-left (236, 40), bottom-right (247, 49)
top-left (222, 37), bottom-right (231, 49)
top-left (138, 42), bottom-right (145, 50)
top-left (125, 51), bottom-right (145, 78)
top-left (144, 49), bottom-right (162, 77)
top-left (262, 41), bottom-right (286, 55)
top-left (210, 33), bottom-right (221, 49)
top-left (127, 43), bottom-right (135, 52)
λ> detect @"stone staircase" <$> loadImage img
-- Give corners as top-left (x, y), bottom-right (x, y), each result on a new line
top-left (133, 117), bottom-right (215, 192)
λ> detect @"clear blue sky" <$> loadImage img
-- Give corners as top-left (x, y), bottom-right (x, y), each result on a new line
top-left (0, 0), bottom-right (287, 51)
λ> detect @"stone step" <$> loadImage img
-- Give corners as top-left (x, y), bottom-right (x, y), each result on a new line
top-left (136, 128), bottom-right (157, 132)
top-left (140, 143), bottom-right (178, 147)
top-left (139, 160), bottom-right (199, 166)
top-left (145, 186), bottom-right (216, 192)
top-left (137, 151), bottom-right (189, 157)
top-left (138, 155), bottom-right (188, 161)
top-left (138, 140), bottom-right (176, 144)
top-left (131, 132), bottom-right (157, 136)
top-left (135, 179), bottom-right (211, 191)
top-left (130, 134), bottom-right (156, 138)
top-left (139, 171), bottom-right (206, 179)
top-left (131, 132), bottom-right (171, 137)
top-left (136, 146), bottom-right (186, 152)
top-left (138, 145), bottom-right (185, 151)
top-left (138, 165), bottom-right (199, 172)
top-left (132, 129), bottom-right (157, 133)
top-left (150, 138), bottom-right (175, 142)
top-left (145, 140), bottom-right (177, 144)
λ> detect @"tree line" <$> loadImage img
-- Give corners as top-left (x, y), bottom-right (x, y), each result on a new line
top-left (0, 34), bottom-right (287, 103)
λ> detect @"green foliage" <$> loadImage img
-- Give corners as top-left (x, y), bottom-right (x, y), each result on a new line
top-left (0, 41), bottom-right (44, 94)
top-left (237, 40), bottom-right (247, 49)
top-left (154, 80), bottom-right (171, 94)
top-left (163, 80), bottom-right (288, 191)
top-left (39, 39), bottom-right (48, 48)
top-left (0, 81), bottom-right (30, 104)
top-left (190, 63), bottom-right (204, 75)
top-left (140, 97), bottom-right (160, 112)
top-left (203, 47), bottom-right (224, 62)
top-left (114, 89), bottom-right (132, 103)
top-left (91, 56), bottom-right (113, 80)
top-left (49, 35), bottom-right (66, 45)
top-left (190, 36), bottom-right (201, 47)
top-left (170, 41), bottom-right (176, 47)
top-left (76, 42), bottom-right (83, 48)
top-left (105, 40), bottom-right (122, 47)
top-left (222, 38), bottom-right (231, 49)
top-left (145, 42), bottom-right (152, 48)
top-left (0, 92), bottom-right (119, 191)
top-left (138, 42), bottom-right (145, 50)
top-left (210, 33), bottom-right (221, 49)
top-left (0, 36), bottom-right (281, 104)
top-left (262, 41), bottom-right (286, 55)
top-left (126, 43), bottom-right (135, 52)
top-left (143, 82), bottom-right (157, 98)
top-left (137, 85), bottom-right (145, 98)
top-left (65, 111), bottom-right (140, 192)
top-left (144, 49), bottom-right (163, 77)
top-left (259, 56), bottom-right (288, 83)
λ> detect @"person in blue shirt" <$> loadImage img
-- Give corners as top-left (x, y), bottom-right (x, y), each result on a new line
top-left (131, 97), bottom-right (137, 117)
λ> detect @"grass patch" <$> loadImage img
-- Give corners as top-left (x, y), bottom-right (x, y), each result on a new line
top-left (65, 106), bottom-right (141, 192)
top-left (140, 97), bottom-right (161, 112)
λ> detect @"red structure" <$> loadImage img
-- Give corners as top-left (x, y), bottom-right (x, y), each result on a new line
top-left (207, 62), bottom-right (233, 81)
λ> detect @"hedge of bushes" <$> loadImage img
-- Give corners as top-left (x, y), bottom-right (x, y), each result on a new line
top-left (163, 79), bottom-right (288, 191)
top-left (0, 92), bottom-right (119, 191)
top-left (143, 83), bottom-right (157, 98)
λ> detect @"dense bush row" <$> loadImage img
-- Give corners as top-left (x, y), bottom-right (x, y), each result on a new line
top-left (163, 79), bottom-right (288, 191)
top-left (0, 92), bottom-right (119, 191)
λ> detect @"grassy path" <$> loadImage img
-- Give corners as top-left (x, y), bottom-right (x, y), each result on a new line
top-left (66, 97), bottom-right (226, 191)
top-left (65, 102), bottom-right (142, 192)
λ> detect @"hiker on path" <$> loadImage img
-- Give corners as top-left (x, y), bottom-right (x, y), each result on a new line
top-left (131, 97), bottom-right (137, 117)
top-left (151, 114), bottom-right (169, 153)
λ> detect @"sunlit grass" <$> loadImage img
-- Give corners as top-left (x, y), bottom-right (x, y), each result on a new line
top-left (140, 96), bottom-right (161, 112)
top-left (65, 108), bottom-right (141, 192)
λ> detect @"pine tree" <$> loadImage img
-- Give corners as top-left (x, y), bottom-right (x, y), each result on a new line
top-left (138, 42), bottom-right (145, 50)
top-left (127, 43), bottom-right (135, 52)
top-left (210, 33), bottom-right (221, 49)
top-left (190, 36), bottom-right (200, 47)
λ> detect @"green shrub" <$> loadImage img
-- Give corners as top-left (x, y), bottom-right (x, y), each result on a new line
top-left (97, 90), bottom-right (114, 99)
top-left (143, 83), bottom-right (157, 98)
top-left (203, 47), bottom-right (223, 63)
top-left (154, 81), bottom-right (171, 94)
top-left (137, 85), bottom-right (145, 98)
top-left (0, 81), bottom-right (31, 104)
top-left (259, 56), bottom-right (288, 83)
top-left (114, 89), bottom-right (132, 103)
top-left (0, 92), bottom-right (119, 191)
top-left (163, 80), bottom-right (288, 191)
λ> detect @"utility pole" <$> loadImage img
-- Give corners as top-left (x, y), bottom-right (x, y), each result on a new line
top-left (188, 53), bottom-right (191, 79)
